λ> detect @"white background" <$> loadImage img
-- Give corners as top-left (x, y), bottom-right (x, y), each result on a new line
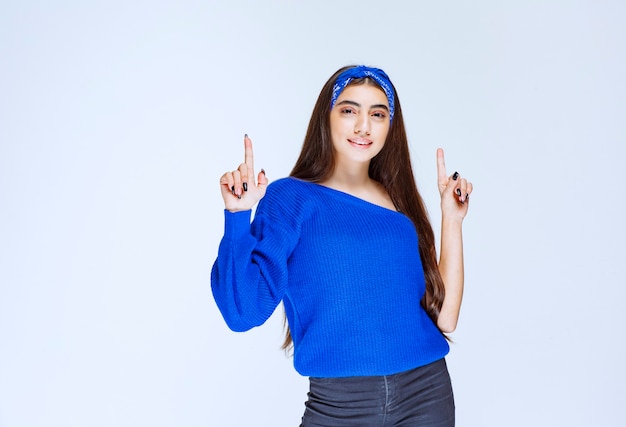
top-left (1, 1), bottom-right (625, 426)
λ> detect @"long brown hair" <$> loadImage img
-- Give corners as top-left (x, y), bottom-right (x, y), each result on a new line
top-left (283, 65), bottom-right (446, 350)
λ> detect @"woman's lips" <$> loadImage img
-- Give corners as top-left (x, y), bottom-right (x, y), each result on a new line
top-left (348, 137), bottom-right (373, 146)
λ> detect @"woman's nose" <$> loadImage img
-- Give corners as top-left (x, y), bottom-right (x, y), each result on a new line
top-left (354, 114), bottom-right (371, 135)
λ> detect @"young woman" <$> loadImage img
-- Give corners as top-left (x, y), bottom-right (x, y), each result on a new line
top-left (212, 65), bottom-right (473, 426)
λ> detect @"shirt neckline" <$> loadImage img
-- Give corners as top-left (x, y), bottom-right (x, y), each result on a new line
top-left (288, 177), bottom-right (403, 216)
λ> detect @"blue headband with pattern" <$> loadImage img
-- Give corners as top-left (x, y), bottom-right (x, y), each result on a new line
top-left (330, 66), bottom-right (395, 122)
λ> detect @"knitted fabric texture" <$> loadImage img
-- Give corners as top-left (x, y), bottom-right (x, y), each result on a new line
top-left (211, 177), bottom-right (449, 377)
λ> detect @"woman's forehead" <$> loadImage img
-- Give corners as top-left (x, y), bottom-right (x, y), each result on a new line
top-left (336, 83), bottom-right (389, 105)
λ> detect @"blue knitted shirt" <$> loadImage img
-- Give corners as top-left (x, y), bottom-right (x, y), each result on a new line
top-left (211, 177), bottom-right (449, 377)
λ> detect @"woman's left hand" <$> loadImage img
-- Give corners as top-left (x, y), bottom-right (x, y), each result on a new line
top-left (437, 148), bottom-right (473, 221)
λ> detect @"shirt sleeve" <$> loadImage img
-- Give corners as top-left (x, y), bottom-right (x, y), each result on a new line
top-left (210, 187), bottom-right (301, 332)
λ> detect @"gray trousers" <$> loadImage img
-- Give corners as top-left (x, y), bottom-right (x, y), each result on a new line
top-left (300, 358), bottom-right (455, 427)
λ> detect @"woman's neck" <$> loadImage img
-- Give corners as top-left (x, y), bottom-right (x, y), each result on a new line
top-left (320, 164), bottom-right (396, 211)
top-left (322, 163), bottom-right (372, 191)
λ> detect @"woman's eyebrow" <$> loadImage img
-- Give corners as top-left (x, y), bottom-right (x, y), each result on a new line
top-left (370, 104), bottom-right (389, 111)
top-left (336, 100), bottom-right (361, 108)
top-left (336, 100), bottom-right (389, 111)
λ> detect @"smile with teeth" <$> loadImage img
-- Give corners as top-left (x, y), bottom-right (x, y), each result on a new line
top-left (349, 137), bottom-right (373, 146)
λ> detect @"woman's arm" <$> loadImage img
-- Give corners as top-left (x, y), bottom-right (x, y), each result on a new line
top-left (435, 148), bottom-right (473, 333)
top-left (437, 216), bottom-right (465, 333)
top-left (210, 208), bottom-right (294, 332)
top-left (211, 135), bottom-right (286, 331)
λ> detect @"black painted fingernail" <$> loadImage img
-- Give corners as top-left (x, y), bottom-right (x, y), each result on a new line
top-left (261, 168), bottom-right (266, 175)
top-left (456, 188), bottom-right (462, 196)
top-left (452, 172), bottom-right (459, 180)
top-left (243, 182), bottom-right (248, 192)
top-left (244, 133), bottom-right (248, 138)
top-left (231, 186), bottom-right (235, 195)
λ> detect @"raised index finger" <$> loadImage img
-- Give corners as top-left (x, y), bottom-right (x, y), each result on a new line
top-left (436, 148), bottom-right (448, 186)
top-left (244, 134), bottom-right (255, 176)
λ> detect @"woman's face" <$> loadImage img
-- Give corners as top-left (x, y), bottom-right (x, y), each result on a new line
top-left (329, 83), bottom-right (391, 168)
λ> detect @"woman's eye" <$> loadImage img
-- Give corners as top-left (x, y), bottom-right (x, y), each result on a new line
top-left (341, 108), bottom-right (355, 114)
top-left (372, 111), bottom-right (387, 119)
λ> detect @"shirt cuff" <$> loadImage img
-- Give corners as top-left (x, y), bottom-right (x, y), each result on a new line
top-left (223, 210), bottom-right (252, 241)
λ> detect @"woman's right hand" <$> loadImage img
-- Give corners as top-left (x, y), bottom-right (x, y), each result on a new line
top-left (219, 134), bottom-right (269, 212)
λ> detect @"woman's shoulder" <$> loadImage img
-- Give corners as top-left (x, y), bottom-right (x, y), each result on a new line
top-left (256, 177), bottom-right (318, 222)
top-left (266, 176), bottom-right (313, 193)
top-left (263, 177), bottom-right (322, 202)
